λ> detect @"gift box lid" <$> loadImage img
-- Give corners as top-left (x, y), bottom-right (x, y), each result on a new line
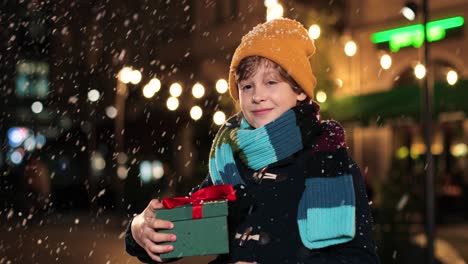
top-left (156, 201), bottom-right (228, 221)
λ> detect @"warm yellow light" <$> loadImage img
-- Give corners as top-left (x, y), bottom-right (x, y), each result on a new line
top-left (192, 82), bottom-right (205, 98)
top-left (143, 85), bottom-right (155, 98)
top-left (344, 40), bottom-right (357, 57)
top-left (266, 3), bottom-right (283, 21)
top-left (169, 82), bottom-right (182, 97)
top-left (336, 78), bottom-right (343, 88)
top-left (308, 24), bottom-right (321, 40)
top-left (411, 142), bottom-right (445, 156)
top-left (380, 54), bottom-right (392, 70)
top-left (401, 6), bottom-right (416, 21)
top-left (190, 106), bottom-right (203, 121)
top-left (447, 70), bottom-right (458, 85)
top-left (142, 78), bottom-right (161, 98)
top-left (411, 143), bottom-right (425, 158)
top-left (130, 69), bottom-right (142, 84)
top-left (166, 97), bottom-right (179, 111)
top-left (148, 78), bottom-right (161, 93)
top-left (264, 0), bottom-right (278, 8)
top-left (213, 111), bottom-right (226, 125)
top-left (414, 63), bottom-right (426, 79)
top-left (216, 79), bottom-right (228, 94)
top-left (118, 67), bottom-right (133, 84)
top-left (316, 90), bottom-right (327, 103)
top-left (396, 146), bottom-right (409, 159)
top-left (451, 143), bottom-right (467, 157)
top-left (432, 143), bottom-right (443, 155)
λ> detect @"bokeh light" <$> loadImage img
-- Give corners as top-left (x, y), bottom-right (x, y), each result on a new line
top-left (190, 106), bottom-right (203, 120)
top-left (380, 54), bottom-right (392, 70)
top-left (344, 40), bottom-right (357, 57)
top-left (414, 63), bottom-right (426, 79)
top-left (152, 160), bottom-right (164, 180)
top-left (117, 165), bottom-right (128, 179)
top-left (143, 84), bottom-right (156, 98)
top-left (192, 82), bottom-right (205, 98)
top-left (447, 70), bottom-right (458, 85)
top-left (216, 79), bottom-right (228, 94)
top-left (336, 78), bottom-right (343, 88)
top-left (166, 97), bottom-right (179, 111)
top-left (118, 67), bottom-right (133, 84)
top-left (31, 101), bottom-right (43, 113)
top-left (316, 90), bottom-right (327, 103)
top-left (129, 69), bottom-right (142, 84)
top-left (266, 3), bottom-right (283, 21)
top-left (170, 82), bottom-right (183, 97)
top-left (88, 89), bottom-right (100, 102)
top-left (308, 24), bottom-right (321, 40)
top-left (264, 0), bottom-right (278, 8)
top-left (105, 106), bottom-right (117, 119)
top-left (91, 152), bottom-right (106, 172)
top-left (148, 78), bottom-right (161, 93)
top-left (213, 111), bottom-right (226, 125)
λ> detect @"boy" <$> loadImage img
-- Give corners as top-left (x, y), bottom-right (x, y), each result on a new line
top-left (126, 18), bottom-right (380, 264)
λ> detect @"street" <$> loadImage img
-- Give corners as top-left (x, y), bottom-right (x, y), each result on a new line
top-left (0, 212), bottom-right (215, 264)
top-left (1, 212), bottom-right (467, 263)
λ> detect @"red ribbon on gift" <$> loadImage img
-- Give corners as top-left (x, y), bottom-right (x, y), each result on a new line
top-left (162, 184), bottom-right (236, 219)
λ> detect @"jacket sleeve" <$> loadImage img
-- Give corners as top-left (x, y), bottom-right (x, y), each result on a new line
top-left (124, 175), bottom-right (213, 263)
top-left (305, 160), bottom-right (380, 264)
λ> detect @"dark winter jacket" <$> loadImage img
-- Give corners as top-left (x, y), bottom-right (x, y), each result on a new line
top-left (125, 123), bottom-right (380, 263)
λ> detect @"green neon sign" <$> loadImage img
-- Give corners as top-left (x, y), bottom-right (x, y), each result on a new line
top-left (371, 16), bottom-right (464, 52)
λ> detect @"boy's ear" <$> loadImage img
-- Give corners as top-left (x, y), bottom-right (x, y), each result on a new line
top-left (296, 92), bottom-right (307, 102)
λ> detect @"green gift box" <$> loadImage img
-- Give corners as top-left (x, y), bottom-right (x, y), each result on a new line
top-left (157, 201), bottom-right (230, 259)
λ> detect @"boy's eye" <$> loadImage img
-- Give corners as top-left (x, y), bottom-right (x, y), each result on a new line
top-left (241, 84), bottom-right (252, 90)
top-left (267, 80), bottom-right (278, 85)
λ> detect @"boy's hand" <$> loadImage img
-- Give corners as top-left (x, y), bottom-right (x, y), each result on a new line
top-left (131, 199), bottom-right (176, 262)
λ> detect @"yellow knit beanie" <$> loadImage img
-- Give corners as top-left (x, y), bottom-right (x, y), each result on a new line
top-left (229, 18), bottom-right (317, 101)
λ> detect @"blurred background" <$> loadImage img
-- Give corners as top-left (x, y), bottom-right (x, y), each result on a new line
top-left (1, 0), bottom-right (467, 263)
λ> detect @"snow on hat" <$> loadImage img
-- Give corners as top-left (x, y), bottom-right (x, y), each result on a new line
top-left (229, 18), bottom-right (317, 101)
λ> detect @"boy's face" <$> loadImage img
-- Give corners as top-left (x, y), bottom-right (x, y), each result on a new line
top-left (237, 63), bottom-right (307, 128)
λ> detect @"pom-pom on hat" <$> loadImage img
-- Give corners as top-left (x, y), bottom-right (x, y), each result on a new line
top-left (229, 18), bottom-right (317, 101)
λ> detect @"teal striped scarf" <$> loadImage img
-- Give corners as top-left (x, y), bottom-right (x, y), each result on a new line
top-left (209, 108), bottom-right (310, 185)
top-left (208, 104), bottom-right (356, 249)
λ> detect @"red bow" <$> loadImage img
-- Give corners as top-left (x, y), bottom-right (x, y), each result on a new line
top-left (162, 184), bottom-right (236, 219)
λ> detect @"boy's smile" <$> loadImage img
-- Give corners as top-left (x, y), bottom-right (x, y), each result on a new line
top-left (238, 62), bottom-right (306, 128)
top-left (251, 108), bottom-right (273, 115)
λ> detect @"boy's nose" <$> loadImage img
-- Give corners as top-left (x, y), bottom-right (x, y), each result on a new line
top-left (252, 94), bottom-right (264, 102)
top-left (252, 87), bottom-right (267, 103)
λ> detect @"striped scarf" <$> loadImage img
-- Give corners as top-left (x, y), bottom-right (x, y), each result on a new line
top-left (208, 103), bottom-right (356, 249)
top-left (209, 104), bottom-right (321, 185)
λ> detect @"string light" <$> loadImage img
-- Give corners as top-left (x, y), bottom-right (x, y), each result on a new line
top-left (380, 54), bottom-right (392, 70)
top-left (192, 83), bottom-right (205, 98)
top-left (213, 111), bottom-right (226, 125)
top-left (216, 79), bottom-right (228, 94)
top-left (166, 97), bottom-right (179, 111)
top-left (308, 24), bottom-right (321, 40)
top-left (190, 106), bottom-right (203, 120)
top-left (414, 63), bottom-right (426, 79)
top-left (344, 40), bottom-right (357, 57)
top-left (169, 83), bottom-right (183, 97)
top-left (447, 70), bottom-right (458, 85)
